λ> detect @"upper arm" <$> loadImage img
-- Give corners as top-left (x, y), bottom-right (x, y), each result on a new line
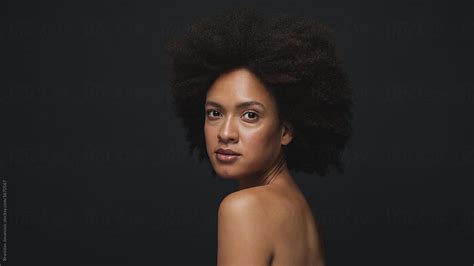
top-left (217, 191), bottom-right (274, 266)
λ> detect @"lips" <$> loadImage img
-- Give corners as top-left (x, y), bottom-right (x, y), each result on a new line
top-left (215, 148), bottom-right (241, 163)
top-left (215, 148), bottom-right (240, 155)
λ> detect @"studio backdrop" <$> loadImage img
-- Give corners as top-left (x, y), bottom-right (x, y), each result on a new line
top-left (3, 0), bottom-right (474, 265)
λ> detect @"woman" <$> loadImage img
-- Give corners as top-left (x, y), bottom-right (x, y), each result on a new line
top-left (166, 7), bottom-right (353, 266)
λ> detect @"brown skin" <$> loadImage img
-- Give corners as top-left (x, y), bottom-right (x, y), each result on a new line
top-left (205, 68), bottom-right (325, 266)
top-left (204, 68), bottom-right (292, 189)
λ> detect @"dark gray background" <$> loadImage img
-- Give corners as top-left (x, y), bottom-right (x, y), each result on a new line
top-left (2, 0), bottom-right (473, 265)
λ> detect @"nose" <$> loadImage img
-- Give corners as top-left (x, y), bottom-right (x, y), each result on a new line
top-left (218, 116), bottom-right (238, 143)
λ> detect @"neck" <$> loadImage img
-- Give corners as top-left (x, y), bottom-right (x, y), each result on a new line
top-left (236, 151), bottom-right (290, 191)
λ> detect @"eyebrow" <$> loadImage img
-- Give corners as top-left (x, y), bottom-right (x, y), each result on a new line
top-left (205, 100), bottom-right (265, 110)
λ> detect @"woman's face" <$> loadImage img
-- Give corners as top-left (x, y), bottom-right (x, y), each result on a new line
top-left (204, 68), bottom-right (292, 180)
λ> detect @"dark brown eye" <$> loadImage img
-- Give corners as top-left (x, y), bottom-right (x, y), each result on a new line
top-left (206, 109), bottom-right (220, 119)
top-left (243, 111), bottom-right (259, 121)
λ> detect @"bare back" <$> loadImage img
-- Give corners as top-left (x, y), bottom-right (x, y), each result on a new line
top-left (255, 183), bottom-right (325, 266)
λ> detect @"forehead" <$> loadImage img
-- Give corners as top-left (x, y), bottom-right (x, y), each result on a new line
top-left (206, 68), bottom-right (275, 107)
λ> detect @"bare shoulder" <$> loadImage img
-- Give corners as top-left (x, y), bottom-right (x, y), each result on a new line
top-left (218, 187), bottom-right (272, 232)
top-left (218, 185), bottom-right (325, 265)
top-left (217, 187), bottom-right (275, 265)
top-left (219, 186), bottom-right (267, 212)
top-left (219, 185), bottom-right (301, 222)
top-left (218, 186), bottom-right (283, 221)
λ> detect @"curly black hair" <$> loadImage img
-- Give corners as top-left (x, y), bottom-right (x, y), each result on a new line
top-left (165, 7), bottom-right (354, 177)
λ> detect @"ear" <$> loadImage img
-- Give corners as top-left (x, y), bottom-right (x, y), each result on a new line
top-left (280, 121), bottom-right (293, 146)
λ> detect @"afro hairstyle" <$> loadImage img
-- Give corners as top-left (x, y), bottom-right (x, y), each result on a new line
top-left (165, 7), bottom-right (354, 177)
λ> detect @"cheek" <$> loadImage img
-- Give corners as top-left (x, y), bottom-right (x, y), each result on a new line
top-left (204, 125), bottom-right (213, 147)
top-left (241, 127), bottom-right (279, 155)
top-left (204, 124), bottom-right (221, 158)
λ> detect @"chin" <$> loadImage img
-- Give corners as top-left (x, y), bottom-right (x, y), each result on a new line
top-left (213, 167), bottom-right (245, 180)
top-left (214, 168), bottom-right (236, 179)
